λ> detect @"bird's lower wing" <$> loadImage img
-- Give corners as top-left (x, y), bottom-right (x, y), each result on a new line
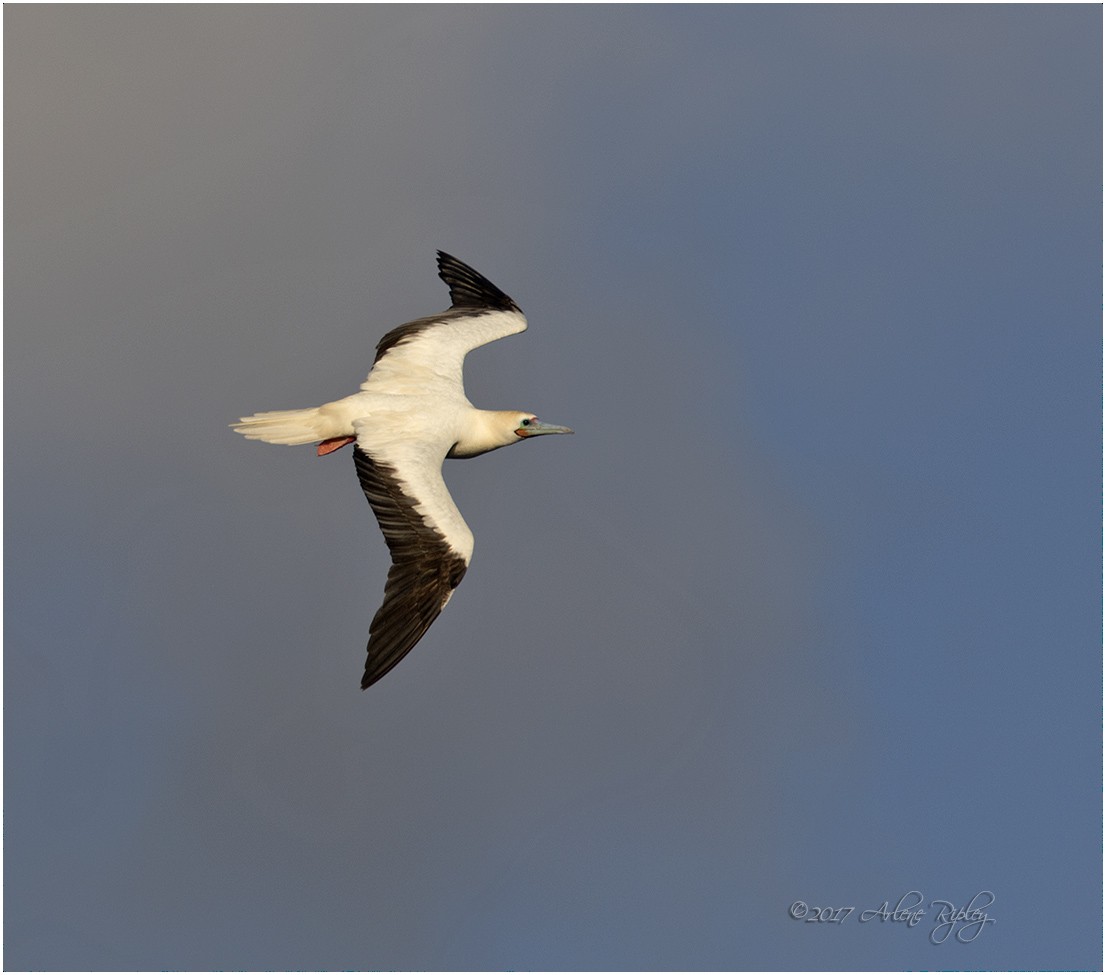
top-left (353, 445), bottom-right (471, 689)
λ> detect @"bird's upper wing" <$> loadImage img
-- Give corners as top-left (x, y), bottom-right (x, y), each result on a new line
top-left (353, 439), bottom-right (473, 689)
top-left (362, 252), bottom-right (527, 394)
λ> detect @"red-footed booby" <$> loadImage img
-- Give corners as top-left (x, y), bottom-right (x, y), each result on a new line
top-left (233, 252), bottom-right (572, 689)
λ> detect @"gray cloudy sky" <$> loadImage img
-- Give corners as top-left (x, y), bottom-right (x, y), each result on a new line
top-left (5, 5), bottom-right (1100, 971)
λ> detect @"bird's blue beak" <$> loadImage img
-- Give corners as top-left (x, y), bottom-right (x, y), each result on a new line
top-left (516, 419), bottom-right (574, 438)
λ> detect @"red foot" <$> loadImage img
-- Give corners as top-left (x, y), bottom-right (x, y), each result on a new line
top-left (316, 435), bottom-right (356, 456)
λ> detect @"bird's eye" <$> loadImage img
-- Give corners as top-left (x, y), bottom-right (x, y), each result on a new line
top-left (521, 418), bottom-right (531, 426)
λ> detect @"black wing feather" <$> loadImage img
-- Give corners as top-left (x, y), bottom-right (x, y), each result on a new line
top-left (436, 251), bottom-right (521, 312)
top-left (354, 448), bottom-right (468, 689)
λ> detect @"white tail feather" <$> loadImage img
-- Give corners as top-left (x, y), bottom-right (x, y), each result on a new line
top-left (231, 407), bottom-right (326, 446)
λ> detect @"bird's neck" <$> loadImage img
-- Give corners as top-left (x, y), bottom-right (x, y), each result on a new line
top-left (449, 409), bottom-right (520, 459)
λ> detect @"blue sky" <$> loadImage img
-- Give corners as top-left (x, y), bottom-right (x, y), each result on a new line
top-left (5, 5), bottom-right (1100, 970)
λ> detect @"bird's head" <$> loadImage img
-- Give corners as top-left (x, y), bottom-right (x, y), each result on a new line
top-left (449, 411), bottom-right (573, 458)
top-left (512, 413), bottom-right (574, 441)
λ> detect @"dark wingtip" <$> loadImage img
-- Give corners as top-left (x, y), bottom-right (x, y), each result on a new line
top-left (436, 251), bottom-right (521, 313)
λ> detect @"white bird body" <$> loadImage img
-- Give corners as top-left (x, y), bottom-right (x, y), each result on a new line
top-left (232, 253), bottom-right (571, 689)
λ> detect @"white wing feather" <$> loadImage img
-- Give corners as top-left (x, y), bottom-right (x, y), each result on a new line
top-left (363, 308), bottom-right (527, 395)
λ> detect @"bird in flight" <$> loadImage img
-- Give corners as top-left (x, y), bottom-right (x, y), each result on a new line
top-left (233, 252), bottom-right (572, 689)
